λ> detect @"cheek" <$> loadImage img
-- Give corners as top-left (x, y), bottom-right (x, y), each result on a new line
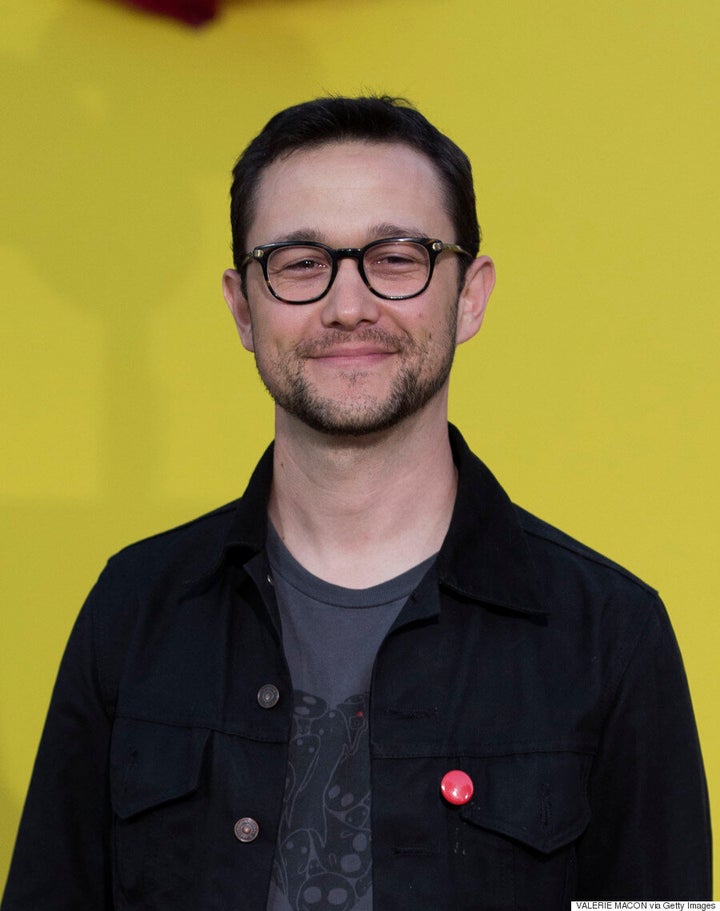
top-left (248, 312), bottom-right (304, 361)
top-left (420, 307), bottom-right (459, 347)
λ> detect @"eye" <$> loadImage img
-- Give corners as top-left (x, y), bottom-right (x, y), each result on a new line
top-left (269, 246), bottom-right (331, 277)
top-left (366, 242), bottom-right (428, 273)
top-left (281, 257), bottom-right (327, 273)
top-left (376, 252), bottom-right (416, 266)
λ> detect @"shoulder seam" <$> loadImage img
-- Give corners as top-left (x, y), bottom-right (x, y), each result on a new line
top-left (514, 506), bottom-right (659, 599)
top-left (109, 499), bottom-right (240, 557)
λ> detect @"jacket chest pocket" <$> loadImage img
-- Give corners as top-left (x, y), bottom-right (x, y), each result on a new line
top-left (109, 718), bottom-right (210, 906)
top-left (447, 749), bottom-right (592, 910)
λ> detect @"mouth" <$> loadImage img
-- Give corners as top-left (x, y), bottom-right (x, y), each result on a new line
top-left (298, 330), bottom-right (406, 365)
top-left (310, 344), bottom-right (396, 359)
top-left (307, 350), bottom-right (397, 374)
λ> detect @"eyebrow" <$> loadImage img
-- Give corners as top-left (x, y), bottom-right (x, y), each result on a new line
top-left (267, 223), bottom-right (431, 246)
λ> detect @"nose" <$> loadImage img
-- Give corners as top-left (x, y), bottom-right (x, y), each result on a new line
top-left (320, 258), bottom-right (381, 329)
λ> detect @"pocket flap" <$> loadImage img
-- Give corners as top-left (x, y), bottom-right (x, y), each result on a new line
top-left (458, 750), bottom-right (592, 854)
top-left (110, 718), bottom-right (210, 820)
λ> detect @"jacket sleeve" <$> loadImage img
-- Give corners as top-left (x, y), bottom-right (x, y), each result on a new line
top-left (574, 596), bottom-right (712, 899)
top-left (1, 561), bottom-right (131, 911)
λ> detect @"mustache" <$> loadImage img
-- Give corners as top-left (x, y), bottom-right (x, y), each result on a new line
top-left (295, 328), bottom-right (415, 357)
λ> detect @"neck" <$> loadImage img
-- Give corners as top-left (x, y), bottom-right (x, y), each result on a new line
top-left (268, 405), bottom-right (457, 588)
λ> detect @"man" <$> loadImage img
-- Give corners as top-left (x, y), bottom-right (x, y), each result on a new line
top-left (2, 96), bottom-right (711, 909)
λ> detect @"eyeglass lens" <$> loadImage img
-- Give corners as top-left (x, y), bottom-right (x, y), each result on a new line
top-left (266, 240), bottom-right (431, 302)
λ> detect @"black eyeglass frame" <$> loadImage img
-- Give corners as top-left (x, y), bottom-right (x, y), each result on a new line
top-left (239, 236), bottom-right (472, 304)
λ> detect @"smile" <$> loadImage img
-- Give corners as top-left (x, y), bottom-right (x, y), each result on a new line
top-left (306, 347), bottom-right (398, 368)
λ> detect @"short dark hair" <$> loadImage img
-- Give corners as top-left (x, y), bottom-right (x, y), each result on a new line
top-left (229, 96), bottom-right (481, 274)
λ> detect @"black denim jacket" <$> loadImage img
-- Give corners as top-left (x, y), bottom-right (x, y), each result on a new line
top-left (2, 426), bottom-right (711, 909)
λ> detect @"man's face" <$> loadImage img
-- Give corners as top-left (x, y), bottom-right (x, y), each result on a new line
top-left (224, 140), bottom-right (491, 437)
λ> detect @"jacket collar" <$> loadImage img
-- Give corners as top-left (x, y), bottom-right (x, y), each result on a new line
top-left (224, 442), bottom-right (274, 554)
top-left (213, 425), bottom-right (547, 617)
top-left (437, 425), bottom-right (547, 616)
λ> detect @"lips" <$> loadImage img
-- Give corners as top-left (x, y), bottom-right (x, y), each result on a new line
top-left (310, 346), bottom-right (395, 359)
top-left (297, 329), bottom-right (406, 361)
top-left (306, 349), bottom-right (397, 375)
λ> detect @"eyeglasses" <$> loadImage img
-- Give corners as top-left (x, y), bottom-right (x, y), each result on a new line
top-left (239, 237), bottom-right (472, 304)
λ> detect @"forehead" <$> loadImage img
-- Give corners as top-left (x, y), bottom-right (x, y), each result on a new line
top-left (247, 140), bottom-right (453, 246)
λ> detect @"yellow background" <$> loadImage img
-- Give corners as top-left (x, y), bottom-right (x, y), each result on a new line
top-left (2, 0), bottom-right (718, 894)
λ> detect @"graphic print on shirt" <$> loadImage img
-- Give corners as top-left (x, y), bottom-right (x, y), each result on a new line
top-left (271, 690), bottom-right (372, 911)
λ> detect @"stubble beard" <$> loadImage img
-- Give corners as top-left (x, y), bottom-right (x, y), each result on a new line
top-left (254, 314), bottom-right (458, 437)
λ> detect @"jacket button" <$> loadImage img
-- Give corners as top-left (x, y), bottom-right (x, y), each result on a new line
top-left (440, 770), bottom-right (474, 805)
top-left (257, 684), bottom-right (280, 709)
top-left (234, 817), bottom-right (259, 843)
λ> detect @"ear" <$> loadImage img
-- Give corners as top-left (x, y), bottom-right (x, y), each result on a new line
top-left (222, 269), bottom-right (255, 352)
top-left (455, 256), bottom-right (496, 346)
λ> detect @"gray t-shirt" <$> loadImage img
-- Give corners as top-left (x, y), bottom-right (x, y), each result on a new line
top-left (265, 525), bottom-right (434, 911)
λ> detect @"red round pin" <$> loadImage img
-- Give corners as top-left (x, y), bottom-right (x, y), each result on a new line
top-left (440, 769), bottom-right (474, 805)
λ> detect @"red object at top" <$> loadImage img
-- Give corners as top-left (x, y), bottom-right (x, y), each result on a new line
top-left (120, 0), bottom-right (219, 26)
top-left (440, 769), bottom-right (474, 806)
